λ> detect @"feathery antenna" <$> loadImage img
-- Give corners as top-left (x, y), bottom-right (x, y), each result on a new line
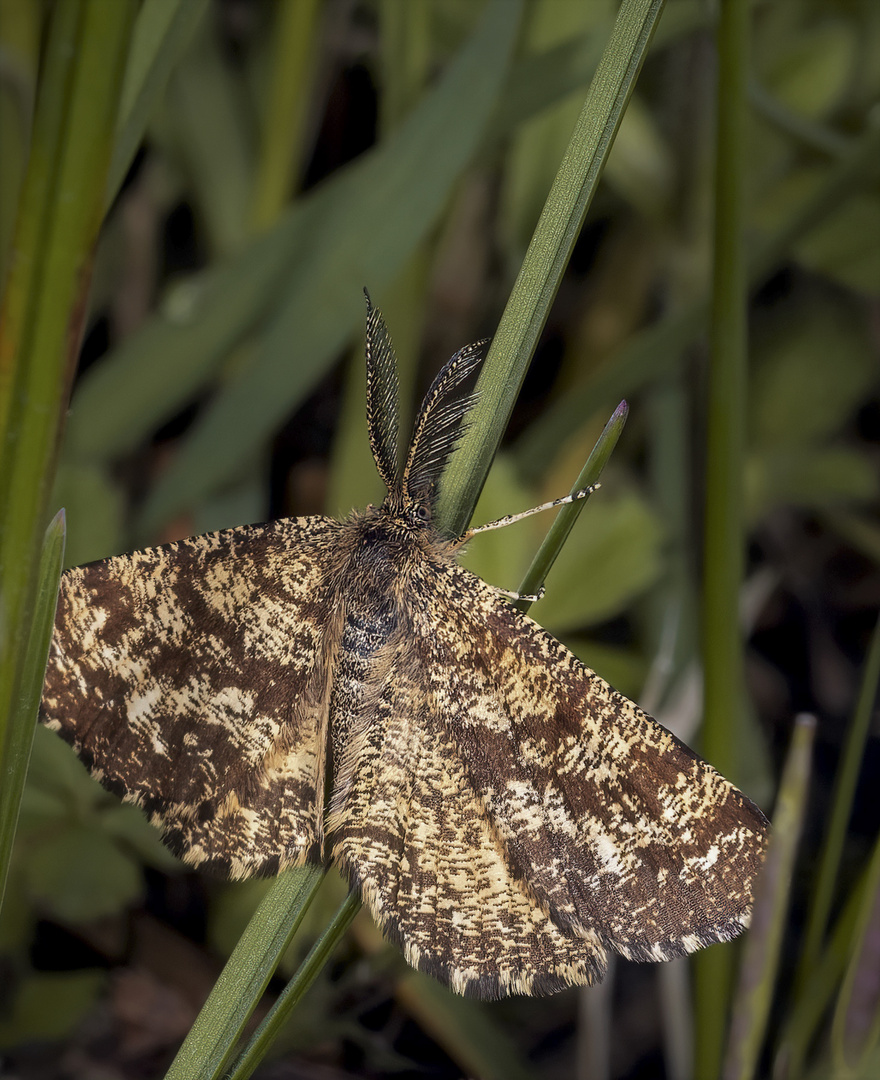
top-left (402, 340), bottom-right (485, 502)
top-left (364, 291), bottom-right (401, 493)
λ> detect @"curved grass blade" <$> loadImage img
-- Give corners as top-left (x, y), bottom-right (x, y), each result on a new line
top-left (796, 612), bottom-right (880, 991)
top-left (514, 401), bottom-right (628, 614)
top-left (774, 877), bottom-right (862, 1079)
top-left (249, 0), bottom-right (320, 229)
top-left (831, 832), bottom-right (880, 1076)
top-left (163, 865), bottom-right (325, 1080)
top-left (722, 715), bottom-right (816, 1080)
top-left (225, 890), bottom-right (362, 1080)
top-left (0, 511), bottom-right (65, 912)
top-left (437, 0), bottom-right (665, 538)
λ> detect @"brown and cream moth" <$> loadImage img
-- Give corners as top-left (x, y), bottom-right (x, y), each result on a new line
top-left (40, 298), bottom-right (768, 999)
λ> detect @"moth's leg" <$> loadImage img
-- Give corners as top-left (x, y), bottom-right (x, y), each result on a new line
top-left (460, 483), bottom-right (601, 541)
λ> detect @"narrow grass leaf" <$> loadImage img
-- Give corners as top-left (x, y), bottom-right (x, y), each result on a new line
top-left (514, 401), bottom-right (628, 613)
top-left (249, 0), bottom-right (320, 229)
top-left (695, 0), bottom-right (750, 1068)
top-left (722, 715), bottom-right (816, 1080)
top-left (0, 1), bottom-right (80, 445)
top-left (164, 865), bottom-right (325, 1080)
top-left (831, 833), bottom-right (880, 1075)
top-left (797, 612), bottom-right (880, 990)
top-left (438, 0), bottom-right (666, 539)
top-left (165, 15), bottom-right (253, 257)
top-left (0, 511), bottom-right (65, 912)
top-left (225, 890), bottom-right (362, 1080)
top-left (774, 875), bottom-right (862, 1079)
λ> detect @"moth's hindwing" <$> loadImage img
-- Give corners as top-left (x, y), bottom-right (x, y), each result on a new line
top-left (327, 642), bottom-right (608, 998)
top-left (40, 517), bottom-right (342, 878)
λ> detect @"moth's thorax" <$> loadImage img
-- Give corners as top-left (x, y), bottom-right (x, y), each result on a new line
top-left (325, 499), bottom-right (454, 784)
top-left (326, 499), bottom-right (445, 826)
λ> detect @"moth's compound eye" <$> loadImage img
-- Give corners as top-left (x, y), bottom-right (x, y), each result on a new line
top-left (414, 504), bottom-right (430, 524)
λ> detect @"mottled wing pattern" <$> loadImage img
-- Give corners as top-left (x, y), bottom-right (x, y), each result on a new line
top-left (326, 643), bottom-right (608, 998)
top-left (420, 563), bottom-right (769, 964)
top-left (327, 553), bottom-right (768, 997)
top-left (40, 517), bottom-right (342, 878)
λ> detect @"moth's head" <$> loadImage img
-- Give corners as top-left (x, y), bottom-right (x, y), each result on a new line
top-left (353, 496), bottom-right (439, 574)
top-left (375, 487), bottom-right (435, 536)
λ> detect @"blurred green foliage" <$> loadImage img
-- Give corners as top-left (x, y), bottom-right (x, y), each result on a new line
top-left (0, 0), bottom-right (878, 1076)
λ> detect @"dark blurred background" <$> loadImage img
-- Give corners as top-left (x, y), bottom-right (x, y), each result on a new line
top-left (2, 0), bottom-right (878, 1077)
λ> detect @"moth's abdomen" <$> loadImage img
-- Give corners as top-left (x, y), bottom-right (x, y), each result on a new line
top-left (330, 610), bottom-right (391, 726)
top-left (325, 605), bottom-right (401, 827)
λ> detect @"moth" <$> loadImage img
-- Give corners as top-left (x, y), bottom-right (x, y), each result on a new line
top-left (41, 299), bottom-right (768, 999)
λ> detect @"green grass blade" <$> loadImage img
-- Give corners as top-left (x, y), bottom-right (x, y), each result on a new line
top-left (163, 15), bottom-right (253, 258)
top-left (225, 890), bottom-right (362, 1080)
top-left (694, 0), bottom-right (750, 1070)
top-left (0, 510), bottom-right (65, 912)
top-left (0, 0), bottom-right (134, 770)
top-left (249, 0), bottom-right (320, 229)
top-left (163, 865), bottom-right (325, 1080)
top-left (106, 0), bottom-right (209, 208)
top-left (514, 401), bottom-right (629, 613)
top-left (0, 1), bottom-right (79, 446)
top-left (722, 715), bottom-right (816, 1080)
top-left (378, 0), bottom-right (432, 133)
top-left (437, 0), bottom-right (666, 539)
top-left (831, 831), bottom-right (880, 1075)
top-left (700, 0), bottom-right (750, 857)
top-left (796, 612), bottom-right (880, 991)
top-left (775, 875), bottom-right (863, 1079)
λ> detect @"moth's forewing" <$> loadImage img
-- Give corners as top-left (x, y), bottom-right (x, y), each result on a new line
top-left (41, 517), bottom-right (341, 876)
